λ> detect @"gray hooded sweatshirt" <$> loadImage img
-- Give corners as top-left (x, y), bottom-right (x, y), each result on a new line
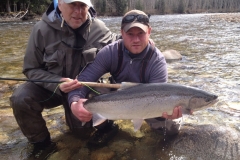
top-left (68, 39), bottom-right (168, 105)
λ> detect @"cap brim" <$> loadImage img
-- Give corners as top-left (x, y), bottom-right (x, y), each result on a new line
top-left (63, 0), bottom-right (92, 6)
top-left (123, 22), bottom-right (148, 32)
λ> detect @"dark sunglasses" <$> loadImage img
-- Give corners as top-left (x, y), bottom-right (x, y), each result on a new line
top-left (122, 14), bottom-right (149, 24)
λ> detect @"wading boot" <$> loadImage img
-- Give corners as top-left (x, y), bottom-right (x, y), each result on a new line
top-left (87, 123), bottom-right (119, 148)
top-left (21, 140), bottom-right (57, 160)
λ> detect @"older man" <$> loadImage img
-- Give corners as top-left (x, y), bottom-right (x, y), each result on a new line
top-left (68, 9), bottom-right (182, 147)
top-left (10, 0), bottom-right (119, 159)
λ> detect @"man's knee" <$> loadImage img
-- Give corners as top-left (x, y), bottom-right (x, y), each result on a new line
top-left (10, 85), bottom-right (26, 110)
top-left (10, 83), bottom-right (42, 112)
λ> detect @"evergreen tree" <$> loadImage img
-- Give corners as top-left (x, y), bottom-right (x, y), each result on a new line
top-left (101, 0), bottom-right (106, 13)
top-left (178, 0), bottom-right (185, 13)
top-left (95, 0), bottom-right (106, 14)
top-left (159, 0), bottom-right (165, 14)
top-left (113, 0), bottom-right (127, 15)
top-left (155, 0), bottom-right (165, 14)
top-left (135, 0), bottom-right (143, 10)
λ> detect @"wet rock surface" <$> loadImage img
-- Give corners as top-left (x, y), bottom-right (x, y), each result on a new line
top-left (163, 124), bottom-right (240, 160)
top-left (162, 49), bottom-right (182, 62)
top-left (0, 12), bottom-right (41, 22)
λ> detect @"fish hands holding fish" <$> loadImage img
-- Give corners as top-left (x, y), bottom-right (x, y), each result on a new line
top-left (83, 83), bottom-right (218, 130)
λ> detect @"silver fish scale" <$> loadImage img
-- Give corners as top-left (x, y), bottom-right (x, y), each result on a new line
top-left (84, 83), bottom-right (216, 120)
top-left (88, 83), bottom-right (208, 102)
top-left (85, 95), bottom-right (191, 120)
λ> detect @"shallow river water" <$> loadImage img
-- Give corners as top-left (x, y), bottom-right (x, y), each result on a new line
top-left (0, 13), bottom-right (239, 160)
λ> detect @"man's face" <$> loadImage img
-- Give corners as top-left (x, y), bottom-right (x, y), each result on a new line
top-left (121, 27), bottom-right (151, 54)
top-left (58, 2), bottom-right (88, 29)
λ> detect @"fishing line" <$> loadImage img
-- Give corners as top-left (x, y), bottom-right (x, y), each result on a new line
top-left (39, 83), bottom-right (61, 103)
top-left (80, 82), bottom-right (101, 95)
top-left (39, 82), bottom-right (101, 102)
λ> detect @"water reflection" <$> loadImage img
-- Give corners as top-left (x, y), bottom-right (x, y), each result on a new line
top-left (0, 13), bottom-right (239, 159)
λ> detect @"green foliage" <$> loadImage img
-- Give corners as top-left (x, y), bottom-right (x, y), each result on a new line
top-left (0, 0), bottom-right (51, 14)
top-left (177, 0), bottom-right (185, 13)
top-left (113, 0), bottom-right (127, 16)
top-left (95, 0), bottom-right (106, 14)
top-left (102, 0), bottom-right (106, 12)
top-left (1, 0), bottom-right (240, 15)
top-left (155, 0), bottom-right (165, 14)
top-left (135, 0), bottom-right (143, 10)
top-left (30, 0), bottom-right (51, 14)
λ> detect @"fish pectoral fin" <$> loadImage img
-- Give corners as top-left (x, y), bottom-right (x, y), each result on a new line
top-left (92, 113), bottom-right (107, 127)
top-left (132, 119), bottom-right (144, 132)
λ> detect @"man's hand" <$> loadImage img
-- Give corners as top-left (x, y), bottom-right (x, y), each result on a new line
top-left (162, 106), bottom-right (183, 119)
top-left (71, 99), bottom-right (92, 122)
top-left (59, 78), bottom-right (82, 93)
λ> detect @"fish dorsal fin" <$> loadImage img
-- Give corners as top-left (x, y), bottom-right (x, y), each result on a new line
top-left (132, 119), bottom-right (144, 132)
top-left (92, 113), bottom-right (107, 126)
top-left (119, 82), bottom-right (141, 90)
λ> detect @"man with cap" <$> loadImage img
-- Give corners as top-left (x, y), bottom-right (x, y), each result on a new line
top-left (10, 0), bottom-right (119, 159)
top-left (68, 9), bottom-right (182, 147)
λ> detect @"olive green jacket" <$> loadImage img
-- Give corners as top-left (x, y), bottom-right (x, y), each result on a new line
top-left (23, 4), bottom-right (118, 95)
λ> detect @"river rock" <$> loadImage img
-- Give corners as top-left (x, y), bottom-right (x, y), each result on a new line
top-left (162, 49), bottom-right (182, 62)
top-left (158, 124), bottom-right (240, 160)
top-left (90, 147), bottom-right (115, 160)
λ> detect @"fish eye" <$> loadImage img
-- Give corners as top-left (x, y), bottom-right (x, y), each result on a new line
top-left (205, 97), bottom-right (211, 102)
top-left (205, 95), bottom-right (218, 102)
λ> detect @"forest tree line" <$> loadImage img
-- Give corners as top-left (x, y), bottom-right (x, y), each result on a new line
top-left (92, 0), bottom-right (240, 15)
top-left (0, 0), bottom-right (51, 15)
top-left (0, 0), bottom-right (240, 16)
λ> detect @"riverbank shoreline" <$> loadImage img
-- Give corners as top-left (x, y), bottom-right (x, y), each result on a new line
top-left (0, 12), bottom-right (239, 23)
top-left (206, 12), bottom-right (240, 23)
top-left (0, 12), bottom-right (41, 23)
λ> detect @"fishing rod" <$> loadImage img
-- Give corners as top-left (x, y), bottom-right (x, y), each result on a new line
top-left (0, 77), bottom-right (122, 89)
top-left (0, 77), bottom-right (62, 83)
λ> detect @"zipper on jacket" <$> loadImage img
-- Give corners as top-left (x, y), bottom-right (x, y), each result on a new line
top-left (130, 59), bottom-right (133, 64)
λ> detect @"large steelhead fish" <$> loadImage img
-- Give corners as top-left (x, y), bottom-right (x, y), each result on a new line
top-left (84, 83), bottom-right (218, 130)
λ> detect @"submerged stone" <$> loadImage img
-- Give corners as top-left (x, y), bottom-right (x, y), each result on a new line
top-left (160, 124), bottom-right (240, 160)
